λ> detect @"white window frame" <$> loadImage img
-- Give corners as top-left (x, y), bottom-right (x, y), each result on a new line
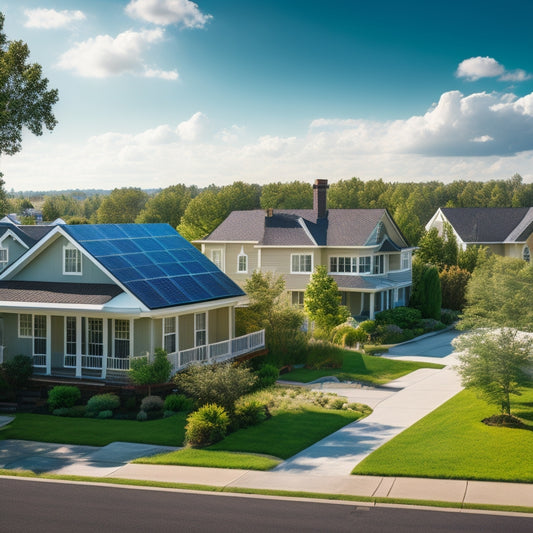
top-left (65, 316), bottom-right (77, 356)
top-left (237, 250), bottom-right (248, 273)
top-left (113, 319), bottom-right (130, 358)
top-left (18, 313), bottom-right (33, 338)
top-left (63, 244), bottom-right (82, 275)
top-left (358, 256), bottom-right (371, 274)
top-left (0, 247), bottom-right (8, 263)
top-left (291, 253), bottom-right (313, 274)
top-left (211, 249), bottom-right (224, 270)
top-left (86, 318), bottom-right (103, 356)
top-left (401, 251), bottom-right (411, 270)
top-left (291, 291), bottom-right (305, 307)
top-left (195, 312), bottom-right (207, 347)
top-left (33, 315), bottom-right (47, 356)
top-left (163, 317), bottom-right (177, 354)
top-left (373, 255), bottom-right (384, 275)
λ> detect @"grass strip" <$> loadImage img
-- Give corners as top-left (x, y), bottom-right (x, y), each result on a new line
top-left (281, 350), bottom-right (443, 385)
top-left (1, 471), bottom-right (532, 515)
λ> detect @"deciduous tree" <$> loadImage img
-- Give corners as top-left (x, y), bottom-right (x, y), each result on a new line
top-left (96, 188), bottom-right (148, 223)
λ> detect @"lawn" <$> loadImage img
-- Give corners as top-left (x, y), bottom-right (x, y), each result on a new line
top-left (0, 413), bottom-right (188, 447)
top-left (352, 386), bottom-right (533, 482)
top-left (281, 349), bottom-right (443, 384)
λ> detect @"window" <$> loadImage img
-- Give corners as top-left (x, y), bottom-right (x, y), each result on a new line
top-left (195, 313), bottom-right (207, 347)
top-left (65, 317), bottom-right (77, 355)
top-left (330, 257), bottom-right (357, 273)
top-left (114, 320), bottom-right (130, 358)
top-left (18, 314), bottom-right (32, 338)
top-left (63, 244), bottom-right (82, 275)
top-left (523, 246), bottom-right (531, 263)
top-left (163, 317), bottom-right (177, 353)
top-left (373, 255), bottom-right (384, 274)
top-left (87, 318), bottom-right (103, 356)
top-left (401, 251), bottom-right (411, 270)
top-left (0, 247), bottom-right (7, 264)
top-left (291, 291), bottom-right (305, 307)
top-left (291, 254), bottom-right (312, 273)
top-left (211, 249), bottom-right (223, 269)
top-left (33, 315), bottom-right (47, 356)
top-left (237, 250), bottom-right (248, 273)
top-left (358, 256), bottom-right (371, 274)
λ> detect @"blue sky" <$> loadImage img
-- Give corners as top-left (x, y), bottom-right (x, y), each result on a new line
top-left (2, 0), bottom-right (533, 191)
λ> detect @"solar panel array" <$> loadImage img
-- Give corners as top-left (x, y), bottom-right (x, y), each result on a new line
top-left (64, 224), bottom-right (244, 309)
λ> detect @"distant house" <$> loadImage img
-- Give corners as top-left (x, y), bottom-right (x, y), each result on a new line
top-left (426, 207), bottom-right (533, 262)
top-left (197, 179), bottom-right (414, 320)
top-left (0, 223), bottom-right (264, 383)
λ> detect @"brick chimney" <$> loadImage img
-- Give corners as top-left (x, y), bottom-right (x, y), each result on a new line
top-left (313, 179), bottom-right (329, 219)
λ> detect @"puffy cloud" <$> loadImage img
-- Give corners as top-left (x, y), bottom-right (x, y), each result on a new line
top-left (144, 68), bottom-right (179, 80)
top-left (456, 56), bottom-right (531, 82)
top-left (24, 8), bottom-right (86, 29)
top-left (125, 0), bottom-right (212, 28)
top-left (176, 112), bottom-right (209, 141)
top-left (57, 29), bottom-right (166, 78)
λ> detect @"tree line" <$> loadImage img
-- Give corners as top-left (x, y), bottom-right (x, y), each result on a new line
top-left (5, 174), bottom-right (533, 246)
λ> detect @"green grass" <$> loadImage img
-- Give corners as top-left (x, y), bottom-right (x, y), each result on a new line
top-left (281, 350), bottom-right (443, 385)
top-left (0, 413), bottom-right (188, 447)
top-left (134, 448), bottom-right (281, 470)
top-left (353, 387), bottom-right (533, 482)
top-left (209, 406), bottom-right (362, 459)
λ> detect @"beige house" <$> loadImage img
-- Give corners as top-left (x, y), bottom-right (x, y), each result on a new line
top-left (0, 223), bottom-right (264, 384)
top-left (197, 180), bottom-right (414, 320)
top-left (426, 207), bottom-right (533, 262)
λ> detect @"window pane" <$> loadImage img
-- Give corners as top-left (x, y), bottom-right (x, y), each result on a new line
top-left (19, 314), bottom-right (32, 337)
top-left (66, 317), bottom-right (77, 355)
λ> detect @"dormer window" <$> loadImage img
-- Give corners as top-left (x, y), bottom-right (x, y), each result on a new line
top-left (63, 244), bottom-right (82, 275)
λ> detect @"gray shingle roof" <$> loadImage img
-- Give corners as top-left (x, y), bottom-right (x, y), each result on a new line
top-left (203, 209), bottom-right (401, 247)
top-left (441, 207), bottom-right (532, 243)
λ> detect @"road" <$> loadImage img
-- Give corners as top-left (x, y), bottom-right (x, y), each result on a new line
top-left (1, 478), bottom-right (531, 533)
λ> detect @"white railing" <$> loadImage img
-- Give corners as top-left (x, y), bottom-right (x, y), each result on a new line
top-left (108, 354), bottom-right (146, 371)
top-left (33, 354), bottom-right (46, 367)
top-left (64, 355), bottom-right (76, 368)
top-left (82, 355), bottom-right (103, 369)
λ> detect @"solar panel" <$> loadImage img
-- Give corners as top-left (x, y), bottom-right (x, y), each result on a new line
top-left (112, 239), bottom-right (143, 254)
top-left (158, 262), bottom-right (188, 276)
top-left (128, 280), bottom-right (169, 307)
top-left (100, 255), bottom-right (130, 270)
top-left (173, 275), bottom-right (211, 301)
top-left (119, 224), bottom-right (151, 238)
top-left (112, 266), bottom-right (142, 282)
top-left (135, 264), bottom-right (166, 279)
top-left (124, 253), bottom-right (153, 267)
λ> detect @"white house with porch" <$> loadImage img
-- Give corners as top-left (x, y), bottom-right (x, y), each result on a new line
top-left (0, 223), bottom-right (265, 383)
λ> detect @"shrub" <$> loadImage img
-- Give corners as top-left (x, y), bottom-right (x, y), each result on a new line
top-left (52, 408), bottom-right (71, 417)
top-left (358, 320), bottom-right (376, 336)
top-left (441, 308), bottom-right (459, 325)
top-left (234, 398), bottom-right (268, 427)
top-left (164, 393), bottom-right (194, 413)
top-left (342, 327), bottom-right (369, 347)
top-left (97, 410), bottom-right (113, 419)
top-left (255, 364), bottom-right (279, 389)
top-left (48, 385), bottom-right (81, 410)
top-left (86, 393), bottom-right (120, 416)
top-left (1, 354), bottom-right (33, 389)
top-left (163, 410), bottom-right (176, 418)
top-left (136, 410), bottom-right (148, 421)
top-left (306, 341), bottom-right (343, 369)
top-left (140, 395), bottom-right (164, 412)
top-left (374, 307), bottom-right (422, 329)
top-left (174, 362), bottom-right (257, 413)
top-left (328, 398), bottom-right (345, 410)
top-left (184, 403), bottom-right (230, 447)
top-left (419, 318), bottom-right (446, 332)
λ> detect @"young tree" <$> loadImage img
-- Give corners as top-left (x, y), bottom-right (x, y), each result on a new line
top-left (0, 12), bottom-right (59, 156)
top-left (304, 265), bottom-right (349, 337)
top-left (453, 329), bottom-right (533, 418)
top-left (129, 349), bottom-right (172, 396)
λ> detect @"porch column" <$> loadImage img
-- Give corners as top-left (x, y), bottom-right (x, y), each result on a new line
top-left (46, 315), bottom-right (52, 375)
top-left (149, 319), bottom-right (155, 357)
top-left (76, 316), bottom-right (82, 378)
top-left (129, 318), bottom-right (134, 358)
top-left (369, 293), bottom-right (375, 320)
top-left (102, 318), bottom-right (108, 379)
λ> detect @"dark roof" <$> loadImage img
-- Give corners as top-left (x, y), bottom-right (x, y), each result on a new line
top-left (0, 281), bottom-right (123, 305)
top-left (63, 223), bottom-right (245, 310)
top-left (0, 223), bottom-right (55, 248)
top-left (203, 209), bottom-right (403, 247)
top-left (441, 207), bottom-right (532, 243)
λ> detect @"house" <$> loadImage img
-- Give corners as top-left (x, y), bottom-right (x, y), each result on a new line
top-left (196, 179), bottom-right (414, 320)
top-left (0, 223), bottom-right (265, 383)
top-left (426, 207), bottom-right (533, 262)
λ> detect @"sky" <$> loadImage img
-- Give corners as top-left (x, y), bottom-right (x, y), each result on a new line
top-left (2, 0), bottom-right (533, 192)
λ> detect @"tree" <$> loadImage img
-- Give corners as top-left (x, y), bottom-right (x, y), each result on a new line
top-left (96, 188), bottom-right (148, 223)
top-left (41, 194), bottom-right (81, 221)
top-left (304, 265), bottom-right (349, 337)
top-left (260, 181), bottom-right (313, 209)
top-left (0, 13), bottom-right (58, 156)
top-left (415, 227), bottom-right (445, 266)
top-left (410, 260), bottom-right (442, 320)
top-left (136, 184), bottom-right (197, 227)
top-left (129, 348), bottom-right (172, 396)
top-left (453, 328), bottom-right (533, 418)
top-left (460, 256), bottom-right (533, 331)
top-left (457, 245), bottom-right (487, 273)
top-left (328, 177), bottom-right (364, 208)
top-left (439, 265), bottom-right (470, 311)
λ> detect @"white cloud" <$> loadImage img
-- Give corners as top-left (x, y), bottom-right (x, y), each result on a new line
top-left (456, 56), bottom-right (531, 82)
top-left (57, 29), bottom-right (167, 78)
top-left (217, 125), bottom-right (246, 143)
top-left (125, 0), bottom-right (212, 28)
top-left (144, 68), bottom-right (179, 80)
top-left (176, 112), bottom-right (209, 141)
top-left (24, 8), bottom-right (86, 29)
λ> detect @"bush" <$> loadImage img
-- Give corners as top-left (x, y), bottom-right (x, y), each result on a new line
top-left (53, 405), bottom-right (86, 417)
top-left (140, 395), bottom-right (164, 412)
top-left (86, 393), bottom-right (120, 416)
top-left (184, 403), bottom-right (230, 447)
top-left (441, 308), bottom-right (459, 325)
top-left (136, 410), bottom-right (148, 422)
top-left (419, 319), bottom-right (446, 332)
top-left (48, 386), bottom-right (81, 410)
top-left (234, 398), bottom-right (268, 427)
top-left (375, 307), bottom-right (422, 329)
top-left (97, 410), bottom-right (113, 419)
top-left (306, 341), bottom-right (343, 369)
top-left (255, 364), bottom-right (279, 389)
top-left (1, 354), bottom-right (33, 389)
top-left (358, 320), bottom-right (376, 336)
top-left (164, 393), bottom-right (194, 413)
